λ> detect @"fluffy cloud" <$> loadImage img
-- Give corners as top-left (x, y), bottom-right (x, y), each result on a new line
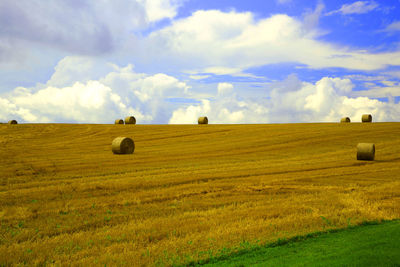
top-left (2, 81), bottom-right (140, 123)
top-left (46, 56), bottom-right (115, 88)
top-left (169, 76), bottom-right (400, 124)
top-left (2, 55), bottom-right (400, 124)
top-left (144, 9), bottom-right (400, 74)
top-left (0, 57), bottom-right (190, 123)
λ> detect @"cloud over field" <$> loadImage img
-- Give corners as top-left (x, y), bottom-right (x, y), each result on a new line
top-left (0, 57), bottom-right (189, 123)
top-left (170, 76), bottom-right (400, 124)
top-left (1, 55), bottom-right (400, 124)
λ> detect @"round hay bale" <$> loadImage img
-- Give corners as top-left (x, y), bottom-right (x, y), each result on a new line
top-left (125, 116), bottom-right (136, 125)
top-left (198, 116), bottom-right (208, 124)
top-left (357, 143), bottom-right (375, 161)
top-left (112, 137), bottom-right (135, 154)
top-left (340, 117), bottom-right (350, 123)
top-left (115, 119), bottom-right (124, 124)
top-left (8, 120), bottom-right (18, 124)
top-left (361, 114), bottom-right (372, 123)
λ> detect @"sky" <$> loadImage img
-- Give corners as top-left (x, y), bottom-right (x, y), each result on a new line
top-left (1, 0), bottom-right (400, 124)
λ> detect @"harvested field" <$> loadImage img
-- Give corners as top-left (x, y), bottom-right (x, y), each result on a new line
top-left (0, 123), bottom-right (399, 266)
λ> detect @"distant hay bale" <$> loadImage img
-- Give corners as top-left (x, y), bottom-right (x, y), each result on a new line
top-left (198, 116), bottom-right (208, 124)
top-left (8, 120), bottom-right (18, 124)
top-left (357, 143), bottom-right (375, 161)
top-left (112, 137), bottom-right (135, 154)
top-left (361, 114), bottom-right (372, 123)
top-left (340, 117), bottom-right (350, 123)
top-left (125, 116), bottom-right (136, 125)
top-left (115, 119), bottom-right (124, 124)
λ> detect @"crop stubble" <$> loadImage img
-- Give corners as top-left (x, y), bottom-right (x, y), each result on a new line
top-left (0, 123), bottom-right (399, 266)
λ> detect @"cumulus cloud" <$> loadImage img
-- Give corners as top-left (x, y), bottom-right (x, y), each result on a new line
top-left (326, 1), bottom-right (378, 15)
top-left (3, 59), bottom-right (400, 124)
top-left (0, 57), bottom-right (190, 123)
top-left (2, 54), bottom-right (400, 124)
top-left (169, 76), bottom-right (400, 124)
top-left (46, 56), bottom-right (115, 88)
top-left (2, 81), bottom-right (140, 123)
top-left (143, 9), bottom-right (400, 74)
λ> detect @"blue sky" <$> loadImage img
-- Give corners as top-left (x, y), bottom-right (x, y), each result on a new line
top-left (1, 0), bottom-right (400, 124)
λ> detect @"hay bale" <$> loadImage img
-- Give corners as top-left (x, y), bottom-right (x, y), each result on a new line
top-left (357, 143), bottom-right (375, 161)
top-left (115, 119), bottom-right (124, 124)
top-left (340, 117), bottom-right (350, 123)
top-left (112, 137), bottom-right (135, 154)
top-left (125, 116), bottom-right (136, 125)
top-left (8, 120), bottom-right (18, 124)
top-left (198, 116), bottom-right (208, 124)
top-left (361, 114), bottom-right (372, 123)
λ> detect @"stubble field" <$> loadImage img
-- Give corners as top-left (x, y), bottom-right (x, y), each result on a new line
top-left (0, 122), bottom-right (399, 266)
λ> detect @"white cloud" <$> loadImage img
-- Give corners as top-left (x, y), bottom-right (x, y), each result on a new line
top-left (3, 81), bottom-right (139, 123)
top-left (169, 99), bottom-right (212, 124)
top-left (3, 54), bottom-right (400, 124)
top-left (137, 0), bottom-right (184, 22)
top-left (202, 67), bottom-right (243, 75)
top-left (384, 71), bottom-right (400, 79)
top-left (143, 9), bottom-right (400, 74)
top-left (303, 2), bottom-right (325, 32)
top-left (0, 56), bottom-right (191, 123)
top-left (351, 86), bottom-right (400, 98)
top-left (169, 76), bottom-right (400, 124)
top-left (188, 74), bottom-right (210, 80)
top-left (383, 21), bottom-right (400, 32)
top-left (46, 56), bottom-right (115, 88)
top-left (326, 1), bottom-right (378, 15)
top-left (217, 83), bottom-right (234, 96)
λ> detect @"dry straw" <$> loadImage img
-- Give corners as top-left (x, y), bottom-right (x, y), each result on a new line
top-left (340, 117), bottom-right (351, 123)
top-left (115, 119), bottom-right (124, 124)
top-left (112, 137), bottom-right (135, 154)
top-left (198, 116), bottom-right (208, 124)
top-left (8, 120), bottom-right (18, 124)
top-left (125, 116), bottom-right (136, 125)
top-left (361, 114), bottom-right (372, 123)
top-left (357, 143), bottom-right (375, 161)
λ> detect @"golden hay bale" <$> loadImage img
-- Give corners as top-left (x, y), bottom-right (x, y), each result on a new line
top-left (340, 117), bottom-right (350, 123)
top-left (361, 114), bottom-right (372, 123)
top-left (198, 116), bottom-right (208, 124)
top-left (112, 137), bottom-right (135, 154)
top-left (357, 143), bottom-right (375, 161)
top-left (115, 119), bottom-right (124, 124)
top-left (125, 116), bottom-right (136, 124)
top-left (8, 120), bottom-right (18, 124)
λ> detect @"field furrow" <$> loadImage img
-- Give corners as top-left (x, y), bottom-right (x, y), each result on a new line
top-left (0, 123), bottom-right (399, 266)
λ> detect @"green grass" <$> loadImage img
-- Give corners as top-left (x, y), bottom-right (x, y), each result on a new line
top-left (189, 220), bottom-right (400, 267)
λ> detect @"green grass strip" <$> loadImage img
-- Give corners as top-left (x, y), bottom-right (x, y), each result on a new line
top-left (186, 220), bottom-right (400, 267)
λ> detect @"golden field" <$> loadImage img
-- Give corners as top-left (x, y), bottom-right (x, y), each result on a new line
top-left (0, 122), bottom-right (399, 266)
